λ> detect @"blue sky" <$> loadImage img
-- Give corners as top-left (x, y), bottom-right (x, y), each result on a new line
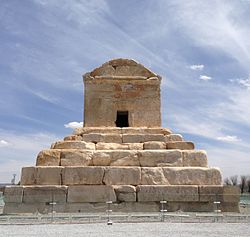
top-left (0, 0), bottom-right (250, 182)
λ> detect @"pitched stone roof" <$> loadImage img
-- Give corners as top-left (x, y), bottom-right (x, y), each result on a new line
top-left (88, 58), bottom-right (158, 79)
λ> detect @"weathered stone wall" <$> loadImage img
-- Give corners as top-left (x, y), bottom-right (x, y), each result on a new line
top-left (83, 59), bottom-right (161, 127)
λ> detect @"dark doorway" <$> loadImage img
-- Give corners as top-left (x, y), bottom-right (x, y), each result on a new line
top-left (116, 111), bottom-right (129, 127)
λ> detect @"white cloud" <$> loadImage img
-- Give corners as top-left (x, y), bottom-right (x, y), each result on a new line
top-left (230, 75), bottom-right (250, 89)
top-left (64, 121), bottom-right (83, 129)
top-left (237, 78), bottom-right (250, 89)
top-left (190, 64), bottom-right (204, 70)
top-left (0, 139), bottom-right (10, 147)
top-left (166, 1), bottom-right (250, 70)
top-left (217, 135), bottom-right (241, 142)
top-left (199, 75), bottom-right (212, 81)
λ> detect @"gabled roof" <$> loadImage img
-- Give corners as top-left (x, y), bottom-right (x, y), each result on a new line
top-left (88, 58), bottom-right (158, 79)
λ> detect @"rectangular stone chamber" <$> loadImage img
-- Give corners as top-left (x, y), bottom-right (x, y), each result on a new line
top-left (83, 59), bottom-right (162, 128)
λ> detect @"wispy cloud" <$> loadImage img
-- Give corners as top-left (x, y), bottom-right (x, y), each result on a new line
top-left (64, 121), bottom-right (83, 129)
top-left (217, 135), bottom-right (241, 142)
top-left (0, 139), bottom-right (10, 147)
top-left (166, 1), bottom-right (250, 70)
top-left (236, 77), bottom-right (250, 89)
top-left (189, 64), bottom-right (204, 70)
top-left (199, 75), bottom-right (212, 81)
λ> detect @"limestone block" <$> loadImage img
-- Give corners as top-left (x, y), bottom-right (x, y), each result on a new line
top-left (96, 142), bottom-right (143, 150)
top-left (167, 202), bottom-right (215, 212)
top-left (21, 167), bottom-right (36, 185)
top-left (67, 185), bottom-right (116, 203)
top-left (92, 151), bottom-right (139, 166)
top-left (222, 186), bottom-right (240, 203)
top-left (141, 167), bottom-right (169, 185)
top-left (62, 167), bottom-right (105, 185)
top-left (122, 134), bottom-right (165, 143)
top-left (64, 135), bottom-right (82, 141)
top-left (23, 186), bottom-right (67, 203)
top-left (128, 143), bottom-right (144, 150)
top-left (107, 58), bottom-right (138, 67)
top-left (121, 127), bottom-right (171, 135)
top-left (165, 134), bottom-right (183, 142)
top-left (52, 141), bottom-right (95, 150)
top-left (60, 150), bottom-right (93, 166)
top-left (115, 65), bottom-right (140, 76)
top-left (221, 202), bottom-right (240, 212)
top-left (199, 185), bottom-right (224, 202)
top-left (166, 141), bottom-right (194, 150)
top-left (117, 192), bottom-right (136, 202)
top-left (102, 134), bottom-right (122, 143)
top-left (61, 202), bottom-right (160, 213)
top-left (138, 150), bottom-right (182, 167)
top-left (91, 64), bottom-right (115, 76)
top-left (110, 151), bottom-right (139, 166)
top-left (3, 202), bottom-right (45, 214)
top-left (162, 167), bottom-right (222, 185)
top-left (114, 185), bottom-right (136, 202)
top-left (81, 133), bottom-right (122, 143)
top-left (122, 134), bottom-right (144, 143)
top-left (4, 186), bottom-right (23, 203)
top-left (81, 133), bottom-right (102, 143)
top-left (103, 167), bottom-right (141, 185)
top-left (36, 149), bottom-right (61, 166)
top-left (144, 134), bottom-right (166, 142)
top-left (92, 151), bottom-right (111, 166)
top-left (182, 150), bottom-right (208, 167)
top-left (137, 185), bottom-right (199, 202)
top-left (73, 127), bottom-right (121, 135)
top-left (143, 141), bottom-right (166, 150)
top-left (113, 185), bottom-right (136, 193)
top-left (96, 143), bottom-right (128, 150)
top-left (36, 166), bottom-right (62, 185)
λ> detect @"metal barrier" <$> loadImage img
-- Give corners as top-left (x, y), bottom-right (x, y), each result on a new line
top-left (0, 211), bottom-right (250, 225)
top-left (0, 193), bottom-right (250, 225)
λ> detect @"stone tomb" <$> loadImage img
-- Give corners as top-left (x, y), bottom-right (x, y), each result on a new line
top-left (3, 59), bottom-right (239, 214)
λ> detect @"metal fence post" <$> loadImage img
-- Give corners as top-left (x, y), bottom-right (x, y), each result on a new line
top-left (160, 200), bottom-right (167, 222)
top-left (106, 201), bottom-right (113, 225)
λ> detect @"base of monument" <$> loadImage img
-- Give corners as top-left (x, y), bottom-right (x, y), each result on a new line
top-left (3, 185), bottom-right (240, 214)
top-left (3, 201), bottom-right (239, 214)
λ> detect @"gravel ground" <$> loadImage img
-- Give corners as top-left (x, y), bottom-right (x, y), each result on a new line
top-left (0, 223), bottom-right (249, 237)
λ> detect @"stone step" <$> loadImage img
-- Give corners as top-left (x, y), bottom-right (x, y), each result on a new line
top-left (95, 142), bottom-right (144, 150)
top-left (2, 200), bottom-right (240, 213)
top-left (4, 185), bottom-right (238, 208)
top-left (73, 127), bottom-right (172, 136)
top-left (64, 133), bottom-right (183, 143)
top-left (51, 141), bottom-right (95, 150)
top-left (52, 140), bottom-right (193, 151)
top-left (36, 149), bottom-right (207, 167)
top-left (20, 166), bottom-right (221, 186)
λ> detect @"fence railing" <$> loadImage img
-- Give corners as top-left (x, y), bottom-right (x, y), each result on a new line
top-left (1, 192), bottom-right (250, 225)
top-left (0, 212), bottom-right (250, 225)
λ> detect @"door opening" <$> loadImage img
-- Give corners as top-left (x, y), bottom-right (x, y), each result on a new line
top-left (116, 111), bottom-right (129, 127)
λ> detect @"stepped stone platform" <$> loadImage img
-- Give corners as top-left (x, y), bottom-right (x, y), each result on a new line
top-left (4, 127), bottom-right (239, 214)
top-left (3, 59), bottom-right (240, 213)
